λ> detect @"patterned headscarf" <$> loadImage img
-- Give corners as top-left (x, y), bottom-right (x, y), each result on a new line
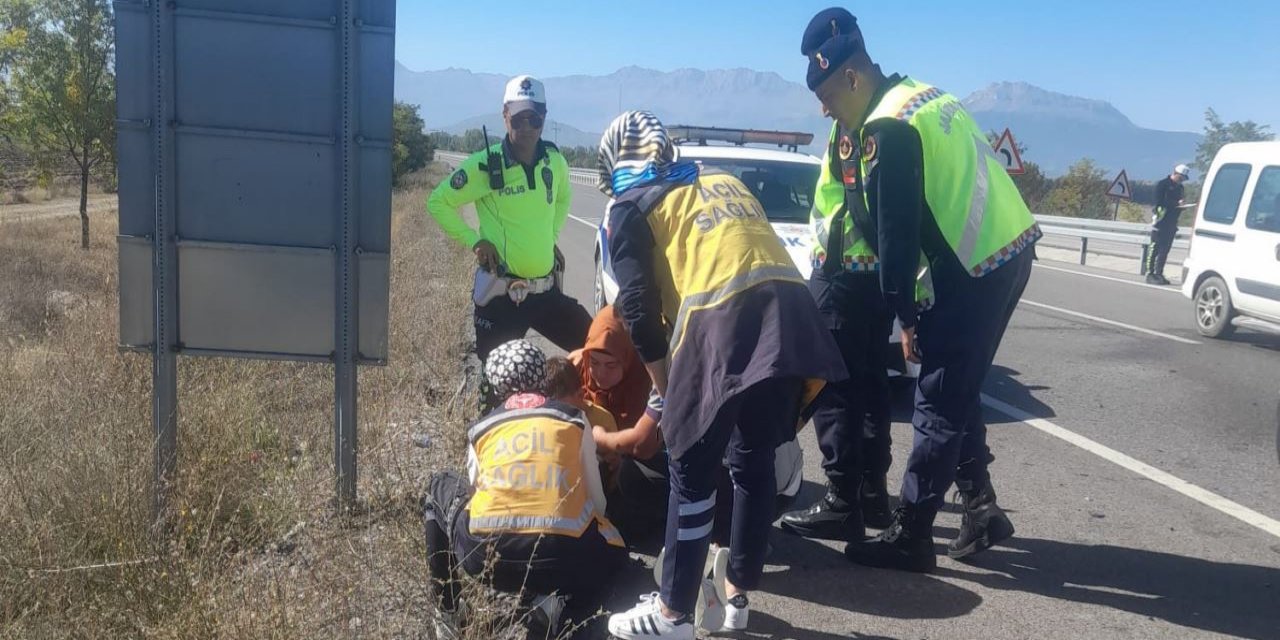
top-left (484, 340), bottom-right (547, 399)
top-left (596, 110), bottom-right (699, 197)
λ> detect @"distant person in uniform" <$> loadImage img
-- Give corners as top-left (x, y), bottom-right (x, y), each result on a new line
top-left (425, 75), bottom-right (592, 361)
top-left (1146, 164), bottom-right (1191, 285)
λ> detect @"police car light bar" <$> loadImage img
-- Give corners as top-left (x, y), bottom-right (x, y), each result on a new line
top-left (669, 126), bottom-right (814, 151)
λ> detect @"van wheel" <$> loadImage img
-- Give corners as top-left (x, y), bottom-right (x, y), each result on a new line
top-left (1194, 276), bottom-right (1235, 338)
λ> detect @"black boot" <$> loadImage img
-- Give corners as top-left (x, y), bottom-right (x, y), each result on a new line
top-left (779, 486), bottom-right (865, 541)
top-left (860, 474), bottom-right (893, 529)
top-left (844, 506), bottom-right (935, 573)
top-left (947, 484), bottom-right (1015, 559)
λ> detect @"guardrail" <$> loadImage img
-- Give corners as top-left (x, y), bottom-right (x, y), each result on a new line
top-left (1036, 214), bottom-right (1190, 272)
top-left (437, 151), bottom-right (1187, 273)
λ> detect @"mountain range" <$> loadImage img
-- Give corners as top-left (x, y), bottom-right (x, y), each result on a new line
top-left (396, 63), bottom-right (1200, 180)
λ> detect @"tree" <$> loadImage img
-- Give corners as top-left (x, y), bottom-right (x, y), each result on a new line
top-left (1041, 158), bottom-right (1110, 219)
top-left (1195, 108), bottom-right (1274, 174)
top-left (0, 1), bottom-right (36, 141)
top-left (391, 101), bottom-right (432, 187)
top-left (8, 0), bottom-right (114, 249)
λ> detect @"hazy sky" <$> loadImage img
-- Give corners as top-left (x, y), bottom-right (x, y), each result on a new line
top-left (396, 0), bottom-right (1279, 134)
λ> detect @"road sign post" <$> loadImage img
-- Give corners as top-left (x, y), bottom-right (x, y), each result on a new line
top-left (114, 1), bottom-right (396, 515)
top-left (1107, 169), bottom-right (1132, 221)
top-left (992, 128), bottom-right (1025, 175)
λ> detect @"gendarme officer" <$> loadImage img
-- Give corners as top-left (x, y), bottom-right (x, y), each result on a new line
top-left (800, 8), bottom-right (1040, 572)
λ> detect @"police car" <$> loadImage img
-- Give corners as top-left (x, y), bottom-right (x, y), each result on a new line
top-left (593, 125), bottom-right (919, 378)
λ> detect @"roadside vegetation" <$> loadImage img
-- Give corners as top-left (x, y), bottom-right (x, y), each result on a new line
top-left (0, 162), bottom-right (517, 638)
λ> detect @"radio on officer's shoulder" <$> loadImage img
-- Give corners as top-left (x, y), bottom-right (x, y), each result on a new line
top-left (480, 125), bottom-right (504, 190)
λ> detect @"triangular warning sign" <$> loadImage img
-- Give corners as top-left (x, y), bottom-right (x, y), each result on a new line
top-left (992, 128), bottom-right (1025, 175)
top-left (1107, 169), bottom-right (1132, 200)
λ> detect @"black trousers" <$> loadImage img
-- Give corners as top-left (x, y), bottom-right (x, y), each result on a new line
top-left (806, 270), bottom-right (893, 498)
top-left (1146, 223), bottom-right (1178, 278)
top-left (474, 285), bottom-right (592, 360)
top-left (899, 249), bottom-right (1033, 529)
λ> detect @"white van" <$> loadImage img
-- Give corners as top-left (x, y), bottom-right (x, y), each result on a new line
top-left (1181, 141), bottom-right (1280, 337)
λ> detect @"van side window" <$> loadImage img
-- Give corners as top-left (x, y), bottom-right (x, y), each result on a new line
top-left (1202, 163), bottom-right (1252, 225)
top-left (1245, 166), bottom-right (1280, 233)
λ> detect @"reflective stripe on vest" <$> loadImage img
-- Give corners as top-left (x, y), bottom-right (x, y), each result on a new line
top-left (636, 170), bottom-right (804, 357)
top-left (863, 78), bottom-right (1040, 277)
top-left (468, 404), bottom-right (623, 547)
top-left (669, 263), bottom-right (801, 354)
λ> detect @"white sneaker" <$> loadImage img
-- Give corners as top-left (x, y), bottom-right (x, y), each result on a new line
top-left (607, 592), bottom-right (694, 639)
top-left (721, 593), bottom-right (749, 632)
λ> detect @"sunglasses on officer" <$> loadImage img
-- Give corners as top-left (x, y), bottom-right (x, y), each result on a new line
top-left (509, 112), bottom-right (545, 130)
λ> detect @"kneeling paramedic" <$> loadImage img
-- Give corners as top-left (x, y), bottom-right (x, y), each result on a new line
top-left (597, 111), bottom-right (846, 639)
top-left (425, 75), bottom-right (592, 361)
top-left (422, 340), bottom-right (625, 636)
top-left (801, 8), bottom-right (1040, 573)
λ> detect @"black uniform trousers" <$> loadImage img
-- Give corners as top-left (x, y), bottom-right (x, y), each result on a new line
top-left (1146, 221), bottom-right (1178, 278)
top-left (473, 285), bottom-right (592, 360)
top-left (806, 269), bottom-right (893, 498)
top-left (899, 248), bottom-right (1033, 529)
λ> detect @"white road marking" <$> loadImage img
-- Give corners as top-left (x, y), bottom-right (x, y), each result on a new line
top-left (1034, 262), bottom-right (1182, 294)
top-left (1019, 299), bottom-right (1201, 345)
top-left (568, 213), bottom-right (598, 229)
top-left (982, 394), bottom-right (1280, 541)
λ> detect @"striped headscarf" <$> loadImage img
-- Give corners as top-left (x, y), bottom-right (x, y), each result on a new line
top-left (596, 110), bottom-right (699, 197)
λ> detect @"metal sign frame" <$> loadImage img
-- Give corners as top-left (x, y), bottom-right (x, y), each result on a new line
top-left (113, 0), bottom-right (395, 513)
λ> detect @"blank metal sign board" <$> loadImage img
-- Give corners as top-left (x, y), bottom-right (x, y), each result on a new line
top-left (115, 0), bottom-right (393, 363)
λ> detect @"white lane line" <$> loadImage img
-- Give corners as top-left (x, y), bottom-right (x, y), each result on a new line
top-left (1020, 299), bottom-right (1201, 345)
top-left (1035, 262), bottom-right (1182, 294)
top-left (568, 213), bottom-right (598, 230)
top-left (982, 393), bottom-right (1280, 541)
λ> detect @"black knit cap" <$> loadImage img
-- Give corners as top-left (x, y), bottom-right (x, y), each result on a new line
top-left (801, 7), bottom-right (864, 91)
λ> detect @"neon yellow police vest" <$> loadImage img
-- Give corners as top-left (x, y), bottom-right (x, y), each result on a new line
top-left (863, 78), bottom-right (1040, 277)
top-left (815, 122), bottom-right (935, 308)
top-left (812, 122), bottom-right (878, 271)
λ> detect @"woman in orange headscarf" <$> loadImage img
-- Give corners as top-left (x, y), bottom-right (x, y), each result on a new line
top-left (569, 305), bottom-right (652, 431)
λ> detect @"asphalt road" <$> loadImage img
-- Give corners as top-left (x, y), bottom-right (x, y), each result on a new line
top-left (441, 157), bottom-right (1280, 639)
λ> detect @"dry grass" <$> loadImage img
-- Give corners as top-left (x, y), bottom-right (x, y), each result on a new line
top-left (0, 161), bottom-right (512, 638)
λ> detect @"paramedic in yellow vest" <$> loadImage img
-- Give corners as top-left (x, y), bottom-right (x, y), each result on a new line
top-left (425, 75), bottom-right (592, 361)
top-left (422, 339), bottom-right (625, 637)
top-left (778, 118), bottom-right (897, 543)
top-left (597, 111), bottom-right (846, 639)
top-left (802, 8), bottom-right (1040, 573)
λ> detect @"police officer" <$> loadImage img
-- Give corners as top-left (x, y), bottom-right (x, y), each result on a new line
top-left (1146, 163), bottom-right (1191, 284)
top-left (426, 75), bottom-right (592, 360)
top-left (597, 111), bottom-right (845, 639)
top-left (778, 118), bottom-right (899, 542)
top-left (800, 8), bottom-right (1040, 573)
